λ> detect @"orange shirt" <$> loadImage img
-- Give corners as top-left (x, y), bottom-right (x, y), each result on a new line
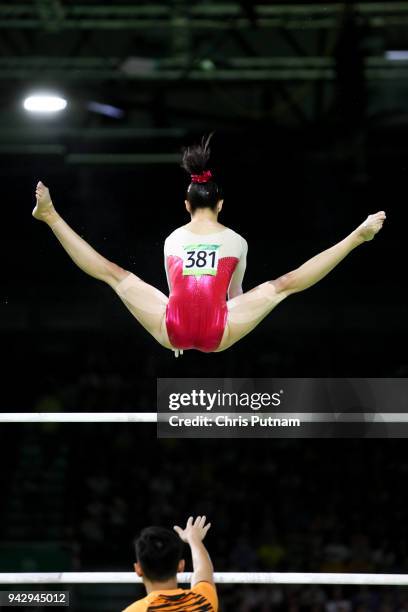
top-left (123, 582), bottom-right (218, 612)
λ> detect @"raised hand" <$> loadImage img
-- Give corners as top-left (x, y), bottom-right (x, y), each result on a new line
top-left (174, 516), bottom-right (211, 543)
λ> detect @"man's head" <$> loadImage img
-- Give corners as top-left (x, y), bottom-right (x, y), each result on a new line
top-left (134, 526), bottom-right (185, 583)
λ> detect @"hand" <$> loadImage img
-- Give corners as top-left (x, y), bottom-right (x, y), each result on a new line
top-left (174, 516), bottom-right (211, 543)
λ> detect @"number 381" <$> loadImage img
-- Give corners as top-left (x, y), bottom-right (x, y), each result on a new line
top-left (185, 250), bottom-right (216, 268)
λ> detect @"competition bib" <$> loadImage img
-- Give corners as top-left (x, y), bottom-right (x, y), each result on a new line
top-left (182, 243), bottom-right (220, 276)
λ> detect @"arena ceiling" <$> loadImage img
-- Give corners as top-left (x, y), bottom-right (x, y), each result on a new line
top-left (1, 1), bottom-right (408, 162)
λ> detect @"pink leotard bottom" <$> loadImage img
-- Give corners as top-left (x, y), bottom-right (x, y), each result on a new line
top-left (165, 256), bottom-right (239, 352)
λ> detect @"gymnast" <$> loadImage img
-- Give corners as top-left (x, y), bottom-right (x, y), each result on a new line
top-left (33, 134), bottom-right (386, 356)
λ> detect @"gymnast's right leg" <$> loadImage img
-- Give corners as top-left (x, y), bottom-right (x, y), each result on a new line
top-left (32, 181), bottom-right (173, 349)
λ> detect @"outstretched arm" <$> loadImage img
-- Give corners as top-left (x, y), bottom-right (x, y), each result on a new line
top-left (33, 181), bottom-right (128, 288)
top-left (274, 211), bottom-right (386, 296)
top-left (174, 516), bottom-right (214, 587)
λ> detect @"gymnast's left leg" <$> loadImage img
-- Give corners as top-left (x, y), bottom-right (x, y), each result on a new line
top-left (32, 181), bottom-right (173, 349)
top-left (217, 211), bottom-right (386, 351)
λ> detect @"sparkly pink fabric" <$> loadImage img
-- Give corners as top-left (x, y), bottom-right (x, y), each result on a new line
top-left (165, 255), bottom-right (239, 352)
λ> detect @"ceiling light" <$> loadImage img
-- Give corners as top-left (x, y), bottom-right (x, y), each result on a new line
top-left (23, 94), bottom-right (67, 113)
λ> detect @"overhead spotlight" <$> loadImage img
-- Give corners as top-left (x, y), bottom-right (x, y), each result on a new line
top-left (23, 93), bottom-right (67, 113)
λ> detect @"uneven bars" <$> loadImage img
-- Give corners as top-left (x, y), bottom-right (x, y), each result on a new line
top-left (0, 572), bottom-right (407, 585)
top-left (3, 413), bottom-right (408, 423)
top-left (0, 413), bottom-right (157, 423)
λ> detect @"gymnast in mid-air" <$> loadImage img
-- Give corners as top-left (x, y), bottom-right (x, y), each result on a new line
top-left (33, 134), bottom-right (386, 357)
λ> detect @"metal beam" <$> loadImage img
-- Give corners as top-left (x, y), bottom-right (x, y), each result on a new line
top-left (2, 3), bottom-right (408, 17)
top-left (0, 127), bottom-right (186, 140)
top-left (0, 17), bottom-right (407, 30)
top-left (0, 68), bottom-right (338, 80)
top-left (0, 56), bottom-right (407, 81)
top-left (2, 3), bottom-right (408, 30)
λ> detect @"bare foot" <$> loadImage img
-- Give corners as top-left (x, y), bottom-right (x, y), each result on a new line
top-left (32, 181), bottom-right (58, 224)
top-left (356, 211), bottom-right (386, 242)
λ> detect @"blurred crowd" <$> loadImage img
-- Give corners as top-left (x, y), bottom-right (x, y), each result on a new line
top-left (1, 327), bottom-right (408, 611)
top-left (1, 424), bottom-right (408, 611)
top-left (4, 326), bottom-right (407, 416)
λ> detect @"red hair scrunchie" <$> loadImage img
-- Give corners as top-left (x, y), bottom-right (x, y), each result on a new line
top-left (190, 169), bottom-right (212, 184)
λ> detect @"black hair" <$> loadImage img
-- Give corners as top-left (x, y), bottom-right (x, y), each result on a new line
top-left (135, 526), bottom-right (184, 582)
top-left (181, 133), bottom-right (223, 211)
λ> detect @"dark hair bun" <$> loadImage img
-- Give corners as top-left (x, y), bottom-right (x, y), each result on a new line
top-left (181, 133), bottom-right (214, 175)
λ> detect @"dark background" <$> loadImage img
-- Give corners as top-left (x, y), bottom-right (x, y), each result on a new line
top-left (1, 1), bottom-right (408, 610)
top-left (2, 431), bottom-right (408, 611)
